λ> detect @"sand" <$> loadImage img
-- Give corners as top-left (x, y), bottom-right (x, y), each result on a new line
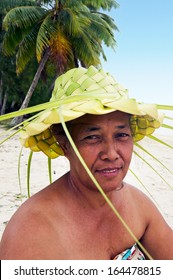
top-left (0, 124), bottom-right (173, 238)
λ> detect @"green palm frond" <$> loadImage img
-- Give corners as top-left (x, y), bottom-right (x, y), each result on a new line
top-left (133, 150), bottom-right (173, 190)
top-left (96, 12), bottom-right (118, 30)
top-left (161, 123), bottom-right (173, 130)
top-left (17, 147), bottom-right (23, 194)
top-left (58, 105), bottom-right (153, 260)
top-left (3, 6), bottom-right (47, 30)
top-left (27, 151), bottom-right (33, 198)
top-left (164, 115), bottom-right (173, 121)
top-left (2, 26), bottom-right (23, 56)
top-left (0, 102), bottom-right (48, 123)
top-left (85, 13), bottom-right (116, 47)
top-left (148, 134), bottom-right (173, 149)
top-left (129, 168), bottom-right (164, 212)
top-left (71, 31), bottom-right (102, 66)
top-left (36, 13), bottom-right (58, 61)
top-left (157, 104), bottom-right (173, 110)
top-left (81, 0), bottom-right (119, 11)
top-left (2, 6), bottom-right (47, 57)
top-left (0, 0), bottom-right (35, 12)
top-left (2, 0), bottom-right (118, 77)
top-left (64, 0), bottom-right (90, 12)
top-left (0, 98), bottom-right (172, 259)
top-left (1, 1), bottom-right (172, 252)
top-left (48, 157), bottom-right (52, 184)
top-left (135, 142), bottom-right (173, 176)
top-left (16, 25), bottom-right (40, 74)
top-left (60, 8), bottom-right (90, 35)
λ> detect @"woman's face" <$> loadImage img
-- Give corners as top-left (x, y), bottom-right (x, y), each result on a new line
top-left (64, 111), bottom-right (133, 192)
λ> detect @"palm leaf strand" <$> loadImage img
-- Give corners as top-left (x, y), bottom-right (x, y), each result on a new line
top-left (134, 151), bottom-right (173, 190)
top-left (135, 142), bottom-right (173, 175)
top-left (129, 168), bottom-right (164, 212)
top-left (58, 105), bottom-right (153, 260)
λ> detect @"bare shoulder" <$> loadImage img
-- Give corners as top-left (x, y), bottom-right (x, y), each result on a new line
top-left (0, 191), bottom-right (52, 259)
top-left (128, 184), bottom-right (171, 229)
top-left (0, 176), bottom-right (68, 259)
top-left (127, 184), bottom-right (173, 259)
top-left (127, 184), bottom-right (157, 215)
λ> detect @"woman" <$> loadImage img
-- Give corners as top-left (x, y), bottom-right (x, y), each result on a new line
top-left (0, 66), bottom-right (173, 260)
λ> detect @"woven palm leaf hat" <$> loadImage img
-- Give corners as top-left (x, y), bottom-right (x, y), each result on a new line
top-left (20, 66), bottom-right (163, 159)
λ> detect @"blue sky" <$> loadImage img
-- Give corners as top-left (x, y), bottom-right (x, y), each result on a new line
top-left (101, 0), bottom-right (173, 105)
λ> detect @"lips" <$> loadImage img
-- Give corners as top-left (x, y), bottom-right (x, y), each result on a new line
top-left (96, 167), bottom-right (122, 177)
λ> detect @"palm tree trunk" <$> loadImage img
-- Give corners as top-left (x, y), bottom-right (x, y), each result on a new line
top-left (10, 48), bottom-right (50, 126)
top-left (1, 91), bottom-right (8, 115)
top-left (0, 76), bottom-right (3, 114)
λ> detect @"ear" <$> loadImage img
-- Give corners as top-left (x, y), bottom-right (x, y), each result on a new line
top-left (58, 136), bottom-right (70, 158)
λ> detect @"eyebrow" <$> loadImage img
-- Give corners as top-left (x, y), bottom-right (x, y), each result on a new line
top-left (70, 123), bottom-right (100, 132)
top-left (116, 125), bottom-right (129, 129)
top-left (71, 123), bottom-right (129, 132)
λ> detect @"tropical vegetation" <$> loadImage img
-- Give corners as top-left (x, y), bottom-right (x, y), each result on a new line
top-left (0, 0), bottom-right (56, 116)
top-left (0, 1), bottom-right (173, 260)
top-left (0, 0), bottom-right (118, 123)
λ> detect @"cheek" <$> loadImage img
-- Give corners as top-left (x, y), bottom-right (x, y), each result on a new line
top-left (67, 145), bottom-right (98, 170)
top-left (120, 142), bottom-right (133, 161)
top-left (66, 145), bottom-right (90, 163)
top-left (78, 147), bottom-right (98, 165)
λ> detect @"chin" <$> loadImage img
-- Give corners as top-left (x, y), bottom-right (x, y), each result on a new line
top-left (91, 182), bottom-right (119, 193)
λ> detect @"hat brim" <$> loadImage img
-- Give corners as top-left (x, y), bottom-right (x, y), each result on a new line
top-left (20, 93), bottom-right (163, 158)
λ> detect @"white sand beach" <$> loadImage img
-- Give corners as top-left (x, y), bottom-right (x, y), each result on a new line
top-left (0, 125), bottom-right (173, 239)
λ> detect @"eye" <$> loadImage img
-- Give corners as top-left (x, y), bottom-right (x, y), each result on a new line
top-left (82, 134), bottom-right (101, 143)
top-left (115, 132), bottom-right (131, 141)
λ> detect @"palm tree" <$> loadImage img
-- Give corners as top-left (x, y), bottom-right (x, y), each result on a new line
top-left (0, 1), bottom-right (53, 115)
top-left (2, 0), bottom-right (118, 124)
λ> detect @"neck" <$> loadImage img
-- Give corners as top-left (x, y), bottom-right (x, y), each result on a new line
top-left (67, 172), bottom-right (124, 212)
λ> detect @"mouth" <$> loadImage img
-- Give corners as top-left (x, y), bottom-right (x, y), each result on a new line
top-left (96, 167), bottom-right (121, 177)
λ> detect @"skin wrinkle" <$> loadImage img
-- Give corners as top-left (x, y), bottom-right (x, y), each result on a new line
top-left (0, 65), bottom-right (172, 260)
top-left (59, 112), bottom-right (133, 207)
top-left (1, 111), bottom-right (173, 260)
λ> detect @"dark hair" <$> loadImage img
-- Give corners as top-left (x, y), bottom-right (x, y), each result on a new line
top-left (51, 120), bottom-right (74, 141)
top-left (51, 123), bottom-right (65, 138)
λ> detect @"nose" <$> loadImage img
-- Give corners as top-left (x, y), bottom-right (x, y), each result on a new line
top-left (99, 141), bottom-right (119, 161)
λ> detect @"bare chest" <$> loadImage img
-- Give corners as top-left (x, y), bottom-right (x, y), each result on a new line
top-left (48, 209), bottom-right (144, 260)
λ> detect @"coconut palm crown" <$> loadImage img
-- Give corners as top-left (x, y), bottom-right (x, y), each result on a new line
top-left (2, 0), bottom-right (118, 75)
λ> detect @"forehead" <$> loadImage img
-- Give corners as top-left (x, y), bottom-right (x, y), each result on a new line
top-left (71, 111), bottom-right (131, 127)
